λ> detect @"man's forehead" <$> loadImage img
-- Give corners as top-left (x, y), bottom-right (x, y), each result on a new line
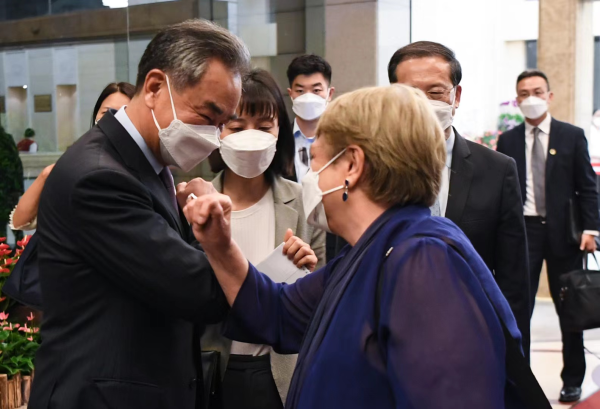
top-left (395, 56), bottom-right (452, 83)
top-left (517, 77), bottom-right (547, 91)
top-left (293, 73), bottom-right (327, 87)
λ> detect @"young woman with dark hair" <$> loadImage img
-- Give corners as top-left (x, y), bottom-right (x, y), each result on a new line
top-left (90, 82), bottom-right (136, 127)
top-left (202, 69), bottom-right (325, 409)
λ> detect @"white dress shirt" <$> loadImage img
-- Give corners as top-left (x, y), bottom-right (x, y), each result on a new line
top-left (115, 107), bottom-right (164, 175)
top-left (293, 119), bottom-right (315, 181)
top-left (439, 129), bottom-right (456, 217)
top-left (523, 114), bottom-right (597, 236)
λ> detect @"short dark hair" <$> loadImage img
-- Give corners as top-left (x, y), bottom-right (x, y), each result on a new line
top-left (223, 69), bottom-right (296, 181)
top-left (135, 19), bottom-right (250, 93)
top-left (387, 41), bottom-right (462, 86)
top-left (91, 82), bottom-right (135, 128)
top-left (24, 128), bottom-right (35, 138)
top-left (286, 54), bottom-right (332, 86)
top-left (517, 69), bottom-right (550, 91)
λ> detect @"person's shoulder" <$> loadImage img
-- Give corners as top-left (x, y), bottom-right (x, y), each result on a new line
top-left (465, 138), bottom-right (513, 167)
top-left (498, 124), bottom-right (525, 140)
top-left (551, 118), bottom-right (585, 137)
top-left (273, 175), bottom-right (302, 200)
top-left (51, 128), bottom-right (131, 188)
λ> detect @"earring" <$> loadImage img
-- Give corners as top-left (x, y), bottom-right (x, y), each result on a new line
top-left (343, 180), bottom-right (349, 202)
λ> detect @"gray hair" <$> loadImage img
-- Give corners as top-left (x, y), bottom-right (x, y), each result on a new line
top-left (135, 19), bottom-right (250, 92)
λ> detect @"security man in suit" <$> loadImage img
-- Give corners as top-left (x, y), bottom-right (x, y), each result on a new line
top-left (497, 69), bottom-right (599, 403)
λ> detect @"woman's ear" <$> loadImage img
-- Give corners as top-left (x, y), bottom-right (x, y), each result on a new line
top-left (345, 145), bottom-right (365, 189)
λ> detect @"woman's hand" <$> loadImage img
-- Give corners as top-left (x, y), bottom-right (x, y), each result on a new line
top-left (283, 229), bottom-right (318, 272)
top-left (176, 178), bottom-right (217, 211)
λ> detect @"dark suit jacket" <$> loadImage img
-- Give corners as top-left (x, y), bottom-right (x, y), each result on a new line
top-left (448, 130), bottom-right (530, 354)
top-left (29, 112), bottom-right (229, 409)
top-left (497, 118), bottom-right (599, 256)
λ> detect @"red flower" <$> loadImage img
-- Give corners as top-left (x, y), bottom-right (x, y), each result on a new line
top-left (0, 313), bottom-right (9, 321)
top-left (0, 269), bottom-right (9, 274)
top-left (0, 297), bottom-right (6, 302)
top-left (0, 250), bottom-right (10, 257)
top-left (27, 337), bottom-right (33, 342)
top-left (13, 324), bottom-right (19, 328)
top-left (15, 250), bottom-right (23, 256)
top-left (0, 244), bottom-right (9, 250)
top-left (19, 235), bottom-right (31, 248)
top-left (0, 238), bottom-right (5, 243)
top-left (27, 312), bottom-right (34, 322)
top-left (3, 259), bottom-right (13, 266)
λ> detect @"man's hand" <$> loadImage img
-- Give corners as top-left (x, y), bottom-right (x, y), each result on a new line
top-left (176, 178), bottom-right (217, 210)
top-left (580, 234), bottom-right (597, 252)
top-left (183, 193), bottom-right (233, 252)
top-left (282, 229), bottom-right (318, 272)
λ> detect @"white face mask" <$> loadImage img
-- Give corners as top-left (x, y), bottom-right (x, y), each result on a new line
top-left (151, 75), bottom-right (221, 172)
top-left (220, 129), bottom-right (278, 179)
top-left (292, 92), bottom-right (328, 121)
top-left (519, 96), bottom-right (548, 120)
top-left (428, 89), bottom-right (456, 131)
top-left (301, 148), bottom-right (347, 233)
top-left (593, 117), bottom-right (600, 129)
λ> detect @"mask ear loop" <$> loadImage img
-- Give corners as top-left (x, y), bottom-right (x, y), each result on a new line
top-left (317, 148), bottom-right (347, 175)
top-left (151, 74), bottom-right (178, 132)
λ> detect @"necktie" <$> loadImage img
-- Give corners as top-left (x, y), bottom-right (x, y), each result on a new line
top-left (531, 127), bottom-right (546, 217)
top-left (430, 198), bottom-right (441, 217)
top-left (159, 167), bottom-right (178, 211)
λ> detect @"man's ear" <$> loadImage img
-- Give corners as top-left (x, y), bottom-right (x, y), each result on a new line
top-left (143, 69), bottom-right (168, 110)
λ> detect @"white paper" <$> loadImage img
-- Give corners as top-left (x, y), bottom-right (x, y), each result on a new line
top-left (256, 243), bottom-right (310, 284)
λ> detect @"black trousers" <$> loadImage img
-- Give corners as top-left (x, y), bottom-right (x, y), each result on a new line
top-left (222, 354), bottom-right (283, 409)
top-left (526, 217), bottom-right (585, 387)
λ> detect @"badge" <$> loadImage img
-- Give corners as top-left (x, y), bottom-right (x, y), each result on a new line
top-left (549, 149), bottom-right (556, 155)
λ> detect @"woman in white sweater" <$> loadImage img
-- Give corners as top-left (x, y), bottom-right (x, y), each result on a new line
top-left (202, 68), bottom-right (325, 409)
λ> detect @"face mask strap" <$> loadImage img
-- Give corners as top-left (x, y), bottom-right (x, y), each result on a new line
top-left (165, 75), bottom-right (178, 121)
top-left (322, 185), bottom-right (344, 196)
top-left (151, 75), bottom-right (178, 132)
top-left (317, 148), bottom-right (347, 175)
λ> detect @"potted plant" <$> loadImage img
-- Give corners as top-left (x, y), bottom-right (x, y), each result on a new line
top-left (0, 236), bottom-right (38, 408)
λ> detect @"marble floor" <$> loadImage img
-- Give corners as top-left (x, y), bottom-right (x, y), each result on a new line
top-left (531, 298), bottom-right (600, 408)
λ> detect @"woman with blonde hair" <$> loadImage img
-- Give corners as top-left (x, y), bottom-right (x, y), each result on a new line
top-left (184, 84), bottom-right (544, 408)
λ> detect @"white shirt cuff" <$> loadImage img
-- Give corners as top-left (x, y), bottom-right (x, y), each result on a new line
top-left (583, 230), bottom-right (599, 237)
top-left (8, 206), bottom-right (37, 231)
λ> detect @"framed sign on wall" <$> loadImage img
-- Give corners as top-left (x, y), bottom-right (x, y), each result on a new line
top-left (34, 95), bottom-right (52, 112)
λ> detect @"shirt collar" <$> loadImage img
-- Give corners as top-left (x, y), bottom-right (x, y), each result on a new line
top-left (445, 128), bottom-right (455, 167)
top-left (525, 113), bottom-right (552, 135)
top-left (293, 118), bottom-right (315, 141)
top-left (114, 107), bottom-right (164, 175)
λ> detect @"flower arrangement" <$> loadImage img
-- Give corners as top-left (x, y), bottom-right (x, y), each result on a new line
top-left (498, 100), bottom-right (524, 133)
top-left (0, 236), bottom-right (30, 312)
top-left (0, 236), bottom-right (37, 407)
top-left (474, 131), bottom-right (502, 150)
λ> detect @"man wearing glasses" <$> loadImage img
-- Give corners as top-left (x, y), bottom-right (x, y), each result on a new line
top-left (388, 42), bottom-right (531, 360)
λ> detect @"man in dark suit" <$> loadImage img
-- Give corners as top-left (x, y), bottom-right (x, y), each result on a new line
top-left (29, 20), bottom-right (250, 409)
top-left (388, 42), bottom-right (531, 359)
top-left (497, 69), bottom-right (599, 403)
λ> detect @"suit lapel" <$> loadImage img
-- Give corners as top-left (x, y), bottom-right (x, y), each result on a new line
top-left (271, 178), bottom-right (299, 247)
top-left (513, 124), bottom-right (527, 202)
top-left (98, 112), bottom-right (184, 237)
top-left (546, 118), bottom-right (560, 181)
top-left (446, 130), bottom-right (474, 224)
